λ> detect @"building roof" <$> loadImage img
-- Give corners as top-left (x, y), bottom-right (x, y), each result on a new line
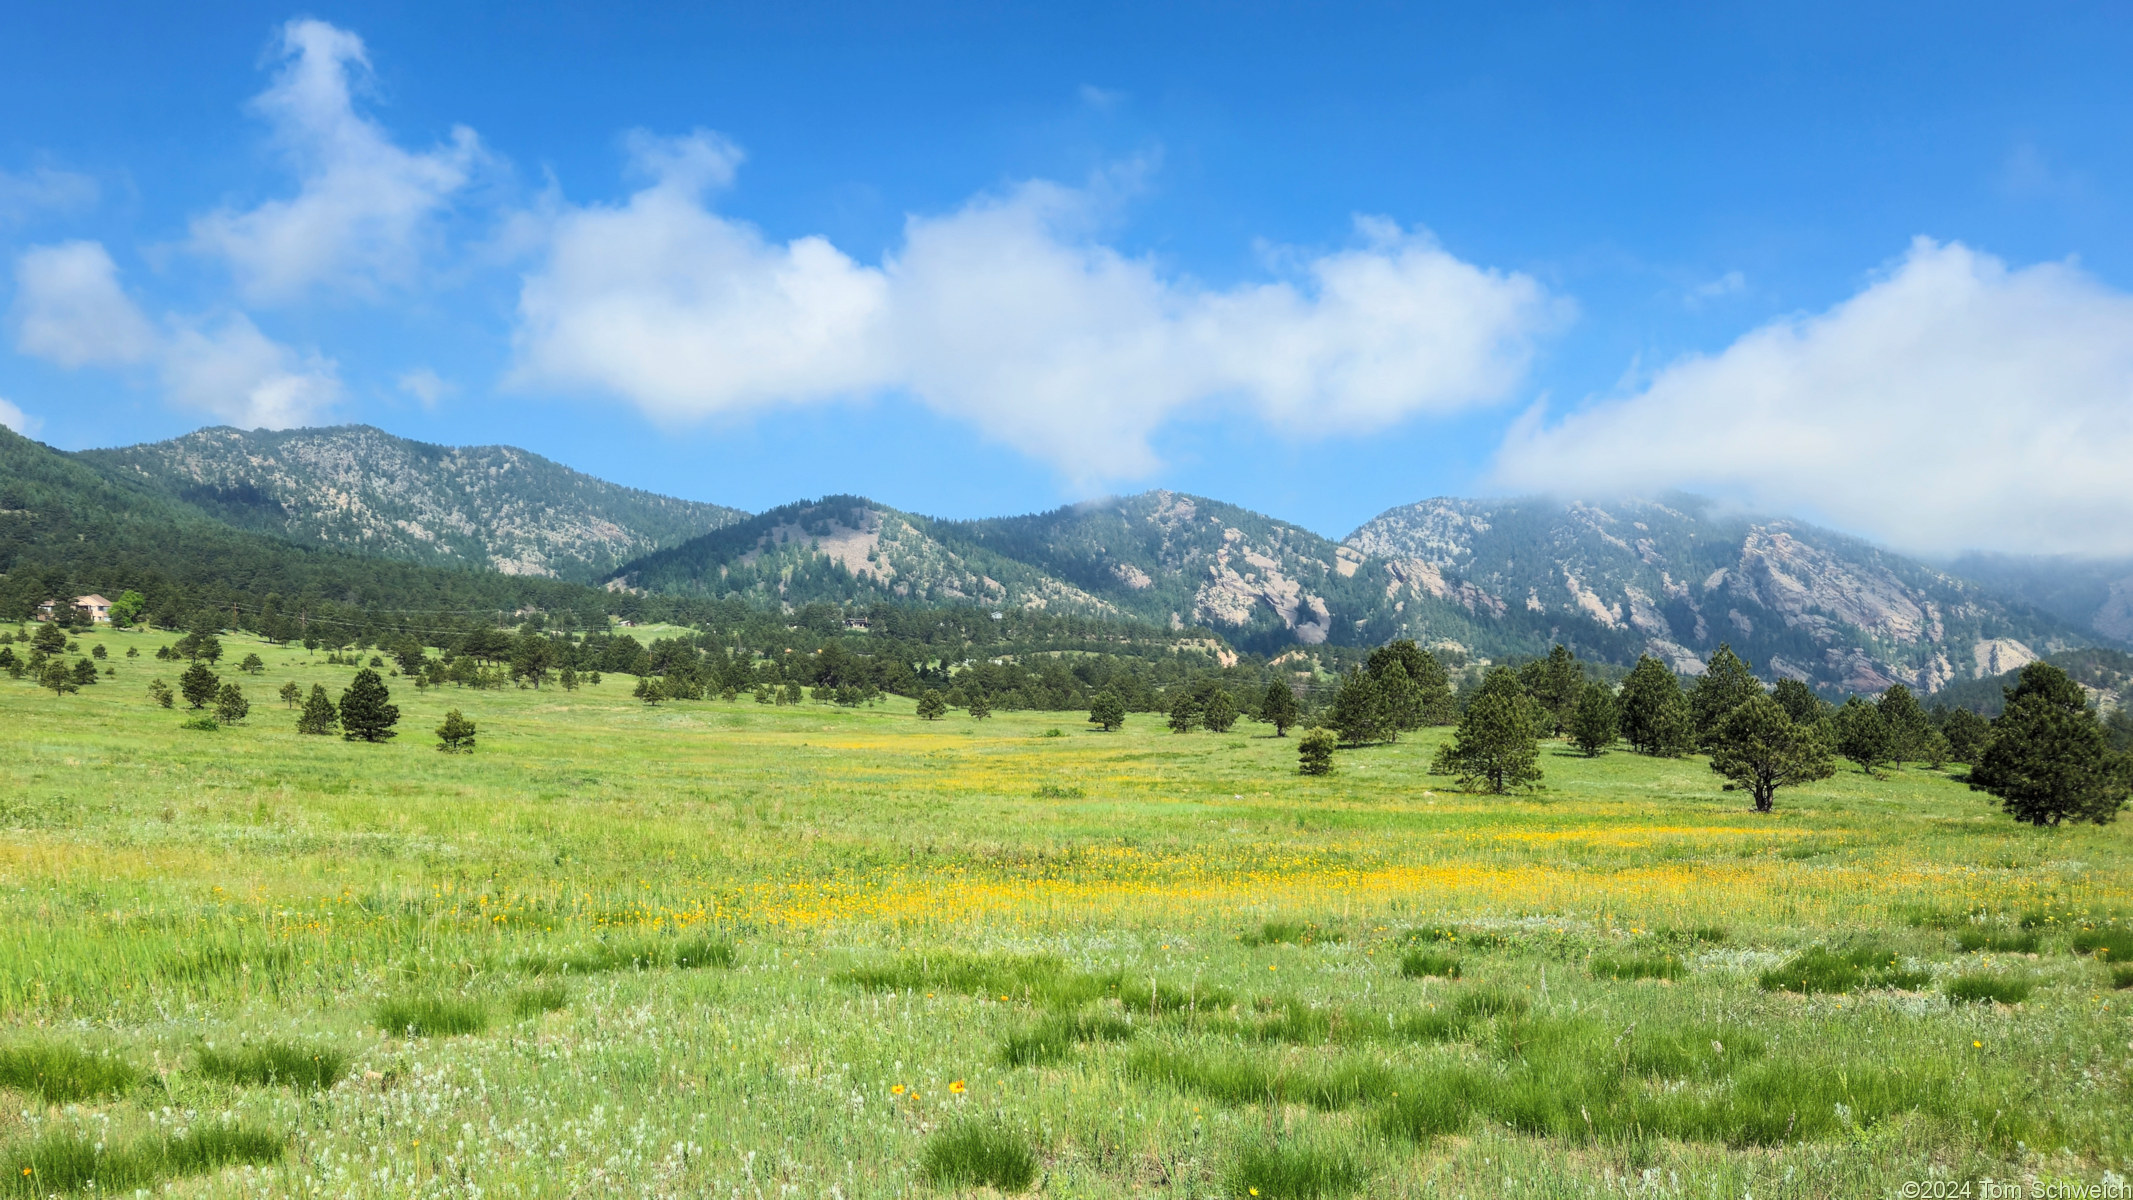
top-left (75, 594), bottom-right (112, 608)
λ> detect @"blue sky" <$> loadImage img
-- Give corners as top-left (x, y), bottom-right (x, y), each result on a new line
top-left (3, 3), bottom-right (2131, 554)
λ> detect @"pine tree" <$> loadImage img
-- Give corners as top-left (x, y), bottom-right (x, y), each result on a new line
top-left (148, 679), bottom-right (174, 708)
top-left (278, 681), bottom-right (301, 708)
top-left (1877, 684), bottom-right (1933, 763)
top-left (436, 709), bottom-right (477, 753)
top-left (967, 690), bottom-right (992, 720)
top-left (633, 676), bottom-right (665, 704)
top-left (1618, 656), bottom-right (1694, 756)
top-left (38, 659), bottom-right (79, 697)
top-left (1167, 691), bottom-right (1201, 733)
top-left (1203, 689), bottom-right (1238, 733)
top-left (1520, 644), bottom-right (1584, 737)
top-left (1832, 697), bottom-right (1893, 776)
top-left (32, 622), bottom-right (67, 656)
top-left (0, 647), bottom-right (18, 678)
top-left (1329, 668), bottom-right (1386, 746)
top-left (239, 653), bottom-right (264, 675)
top-left (1261, 681), bottom-right (1301, 737)
top-left (560, 666), bottom-right (579, 692)
top-left (1298, 727), bottom-right (1337, 776)
top-left (917, 690), bottom-right (948, 720)
top-left (179, 661), bottom-right (220, 709)
top-left (71, 658), bottom-right (98, 686)
top-left (1373, 660), bottom-right (1421, 737)
top-left (1569, 682), bottom-right (1618, 757)
top-left (1368, 640), bottom-right (1450, 729)
top-left (1941, 708), bottom-right (1993, 762)
top-left (1430, 668), bottom-right (1542, 793)
top-left (337, 669), bottom-right (400, 742)
top-left (1771, 678), bottom-right (1826, 726)
top-left (1708, 693), bottom-right (1835, 812)
top-left (297, 684), bottom-right (338, 735)
top-left (1087, 691), bottom-right (1125, 731)
top-left (1970, 662), bottom-right (2131, 826)
top-left (1689, 644), bottom-right (1762, 747)
top-left (213, 682), bottom-right (249, 724)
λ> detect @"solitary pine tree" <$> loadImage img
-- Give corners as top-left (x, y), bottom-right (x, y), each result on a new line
top-left (1689, 644), bottom-right (1762, 747)
top-left (179, 661), bottom-right (220, 710)
top-left (147, 679), bottom-right (174, 708)
top-left (1429, 668), bottom-right (1541, 794)
top-left (967, 690), bottom-right (992, 720)
top-left (1618, 656), bottom-right (1694, 756)
top-left (1367, 640), bottom-right (1449, 730)
top-left (1970, 661), bottom-right (2131, 827)
top-left (71, 658), bottom-right (98, 687)
top-left (297, 684), bottom-right (338, 735)
top-left (435, 709), bottom-right (477, 753)
top-left (1261, 681), bottom-right (1300, 737)
top-left (239, 653), bottom-right (264, 675)
top-left (1708, 693), bottom-right (1834, 812)
top-left (1203, 689), bottom-right (1239, 733)
top-left (917, 690), bottom-right (947, 720)
top-left (1373, 660), bottom-right (1421, 736)
top-left (39, 659), bottom-right (79, 697)
top-left (1087, 691), bottom-right (1125, 731)
top-left (1832, 697), bottom-right (1893, 776)
top-left (213, 682), bottom-right (249, 724)
top-left (1298, 727), bottom-right (1337, 776)
top-left (32, 622), bottom-right (66, 656)
top-left (278, 681), bottom-right (301, 708)
top-left (338, 669), bottom-right (399, 742)
top-left (1167, 691), bottom-right (1201, 733)
top-left (1569, 682), bottom-right (1618, 757)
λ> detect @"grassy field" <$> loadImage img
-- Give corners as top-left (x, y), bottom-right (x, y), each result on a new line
top-left (1, 624), bottom-right (2129, 1197)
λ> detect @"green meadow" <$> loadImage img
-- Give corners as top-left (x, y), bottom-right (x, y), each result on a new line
top-left (1, 623), bottom-right (2129, 1197)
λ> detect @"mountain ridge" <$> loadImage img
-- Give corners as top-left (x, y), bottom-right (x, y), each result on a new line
top-left (77, 425), bottom-right (746, 582)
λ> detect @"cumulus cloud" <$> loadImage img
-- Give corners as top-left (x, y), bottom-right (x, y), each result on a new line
top-left (512, 135), bottom-right (1559, 479)
top-left (1492, 238), bottom-right (2133, 557)
top-left (12, 240), bottom-right (339, 428)
top-left (11, 241), bottom-right (160, 366)
top-left (0, 397), bottom-right (40, 436)
top-left (189, 18), bottom-right (480, 302)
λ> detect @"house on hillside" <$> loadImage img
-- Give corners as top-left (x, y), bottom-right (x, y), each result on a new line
top-left (35, 595), bottom-right (113, 623)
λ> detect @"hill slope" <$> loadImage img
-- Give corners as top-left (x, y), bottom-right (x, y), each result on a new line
top-left (1344, 496), bottom-right (2080, 693)
top-left (78, 425), bottom-right (745, 581)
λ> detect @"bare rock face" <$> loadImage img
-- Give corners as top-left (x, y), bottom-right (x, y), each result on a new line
top-left (1972, 638), bottom-right (2038, 677)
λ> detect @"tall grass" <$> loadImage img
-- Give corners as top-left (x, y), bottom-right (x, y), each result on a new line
top-left (194, 1040), bottom-right (348, 1089)
top-left (374, 994), bottom-right (490, 1037)
top-left (918, 1121), bottom-right (1037, 1191)
top-left (0, 1042), bottom-right (139, 1103)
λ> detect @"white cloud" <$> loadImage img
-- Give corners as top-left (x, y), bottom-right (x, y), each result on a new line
top-left (511, 138), bottom-right (1559, 479)
top-left (11, 241), bottom-right (159, 366)
top-left (189, 18), bottom-right (480, 302)
top-left (0, 166), bottom-right (98, 224)
top-left (160, 315), bottom-right (341, 428)
top-left (1492, 237), bottom-right (2133, 557)
top-left (12, 240), bottom-right (339, 429)
top-left (0, 397), bottom-right (40, 436)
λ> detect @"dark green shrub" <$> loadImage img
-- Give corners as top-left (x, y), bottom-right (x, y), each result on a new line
top-left (999, 1012), bottom-right (1135, 1066)
top-left (511, 984), bottom-right (569, 1018)
top-left (2071, 928), bottom-right (2133, 962)
top-left (374, 995), bottom-right (489, 1037)
top-left (1945, 973), bottom-right (2032, 1005)
top-left (2111, 965), bottom-right (2133, 990)
top-left (0, 1042), bottom-right (140, 1103)
top-left (1955, 929), bottom-right (2039, 953)
top-left (1224, 1140), bottom-right (1363, 1198)
top-left (1399, 950), bottom-right (1461, 979)
top-left (194, 1041), bottom-right (348, 1090)
top-left (918, 1120), bottom-right (1037, 1191)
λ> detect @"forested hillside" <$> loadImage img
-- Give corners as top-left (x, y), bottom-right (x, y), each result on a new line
top-left (79, 425), bottom-right (744, 581)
